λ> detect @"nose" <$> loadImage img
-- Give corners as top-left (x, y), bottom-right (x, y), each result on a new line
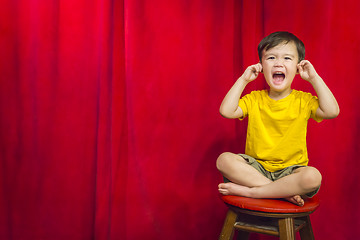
top-left (274, 59), bottom-right (284, 67)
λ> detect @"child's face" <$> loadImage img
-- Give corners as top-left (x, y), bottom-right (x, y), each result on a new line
top-left (261, 41), bottom-right (299, 96)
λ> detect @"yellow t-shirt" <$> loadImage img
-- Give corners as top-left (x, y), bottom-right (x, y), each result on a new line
top-left (238, 90), bottom-right (322, 172)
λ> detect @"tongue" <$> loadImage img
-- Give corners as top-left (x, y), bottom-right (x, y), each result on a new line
top-left (273, 74), bottom-right (284, 84)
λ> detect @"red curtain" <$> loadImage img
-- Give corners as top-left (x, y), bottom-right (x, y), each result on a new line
top-left (0, 0), bottom-right (359, 239)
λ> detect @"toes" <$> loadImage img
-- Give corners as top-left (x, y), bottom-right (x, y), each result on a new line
top-left (218, 182), bottom-right (231, 189)
top-left (285, 196), bottom-right (305, 206)
top-left (295, 197), bottom-right (304, 206)
top-left (218, 188), bottom-right (229, 195)
top-left (218, 182), bottom-right (235, 195)
top-left (294, 196), bottom-right (305, 206)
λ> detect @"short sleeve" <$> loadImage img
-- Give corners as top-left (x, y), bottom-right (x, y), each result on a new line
top-left (309, 95), bottom-right (323, 123)
top-left (238, 92), bottom-right (254, 120)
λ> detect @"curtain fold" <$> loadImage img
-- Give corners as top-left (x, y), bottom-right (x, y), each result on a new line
top-left (1, 0), bottom-right (359, 239)
top-left (0, 0), bottom-right (126, 238)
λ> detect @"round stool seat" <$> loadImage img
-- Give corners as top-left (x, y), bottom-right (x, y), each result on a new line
top-left (221, 195), bottom-right (320, 214)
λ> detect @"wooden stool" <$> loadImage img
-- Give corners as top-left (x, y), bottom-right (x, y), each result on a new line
top-left (219, 195), bottom-right (320, 240)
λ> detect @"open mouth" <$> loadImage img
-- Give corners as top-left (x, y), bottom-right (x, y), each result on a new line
top-left (272, 72), bottom-right (285, 85)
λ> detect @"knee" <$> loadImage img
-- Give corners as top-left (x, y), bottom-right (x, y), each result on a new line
top-left (299, 167), bottom-right (322, 190)
top-left (216, 152), bottom-right (233, 172)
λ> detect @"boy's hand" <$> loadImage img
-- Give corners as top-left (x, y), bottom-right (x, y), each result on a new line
top-left (297, 60), bottom-right (319, 83)
top-left (241, 63), bottom-right (262, 83)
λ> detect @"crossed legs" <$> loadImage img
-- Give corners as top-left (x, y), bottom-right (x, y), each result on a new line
top-left (216, 152), bottom-right (322, 206)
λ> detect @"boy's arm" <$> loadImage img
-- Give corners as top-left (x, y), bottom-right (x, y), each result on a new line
top-left (298, 60), bottom-right (340, 119)
top-left (220, 63), bottom-right (262, 119)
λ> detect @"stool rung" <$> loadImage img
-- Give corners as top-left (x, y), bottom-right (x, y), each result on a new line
top-left (234, 217), bottom-right (306, 236)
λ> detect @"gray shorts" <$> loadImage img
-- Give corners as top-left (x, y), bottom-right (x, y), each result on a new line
top-left (224, 154), bottom-right (320, 198)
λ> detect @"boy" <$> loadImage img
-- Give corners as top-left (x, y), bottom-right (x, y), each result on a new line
top-left (217, 31), bottom-right (339, 206)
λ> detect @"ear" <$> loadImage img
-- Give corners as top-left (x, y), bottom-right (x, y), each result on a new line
top-left (296, 63), bottom-right (300, 74)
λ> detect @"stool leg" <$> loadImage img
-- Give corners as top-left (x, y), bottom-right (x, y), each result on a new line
top-left (219, 209), bottom-right (237, 240)
top-left (299, 216), bottom-right (314, 240)
top-left (278, 217), bottom-right (295, 240)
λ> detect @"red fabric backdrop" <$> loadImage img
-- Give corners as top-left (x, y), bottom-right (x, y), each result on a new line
top-left (0, 0), bottom-right (359, 239)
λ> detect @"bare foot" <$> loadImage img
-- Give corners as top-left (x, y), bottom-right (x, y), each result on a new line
top-left (285, 195), bottom-right (304, 206)
top-left (219, 182), bottom-right (305, 207)
top-left (218, 182), bottom-right (252, 197)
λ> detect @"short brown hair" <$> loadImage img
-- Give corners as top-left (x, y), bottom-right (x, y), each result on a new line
top-left (258, 31), bottom-right (305, 63)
